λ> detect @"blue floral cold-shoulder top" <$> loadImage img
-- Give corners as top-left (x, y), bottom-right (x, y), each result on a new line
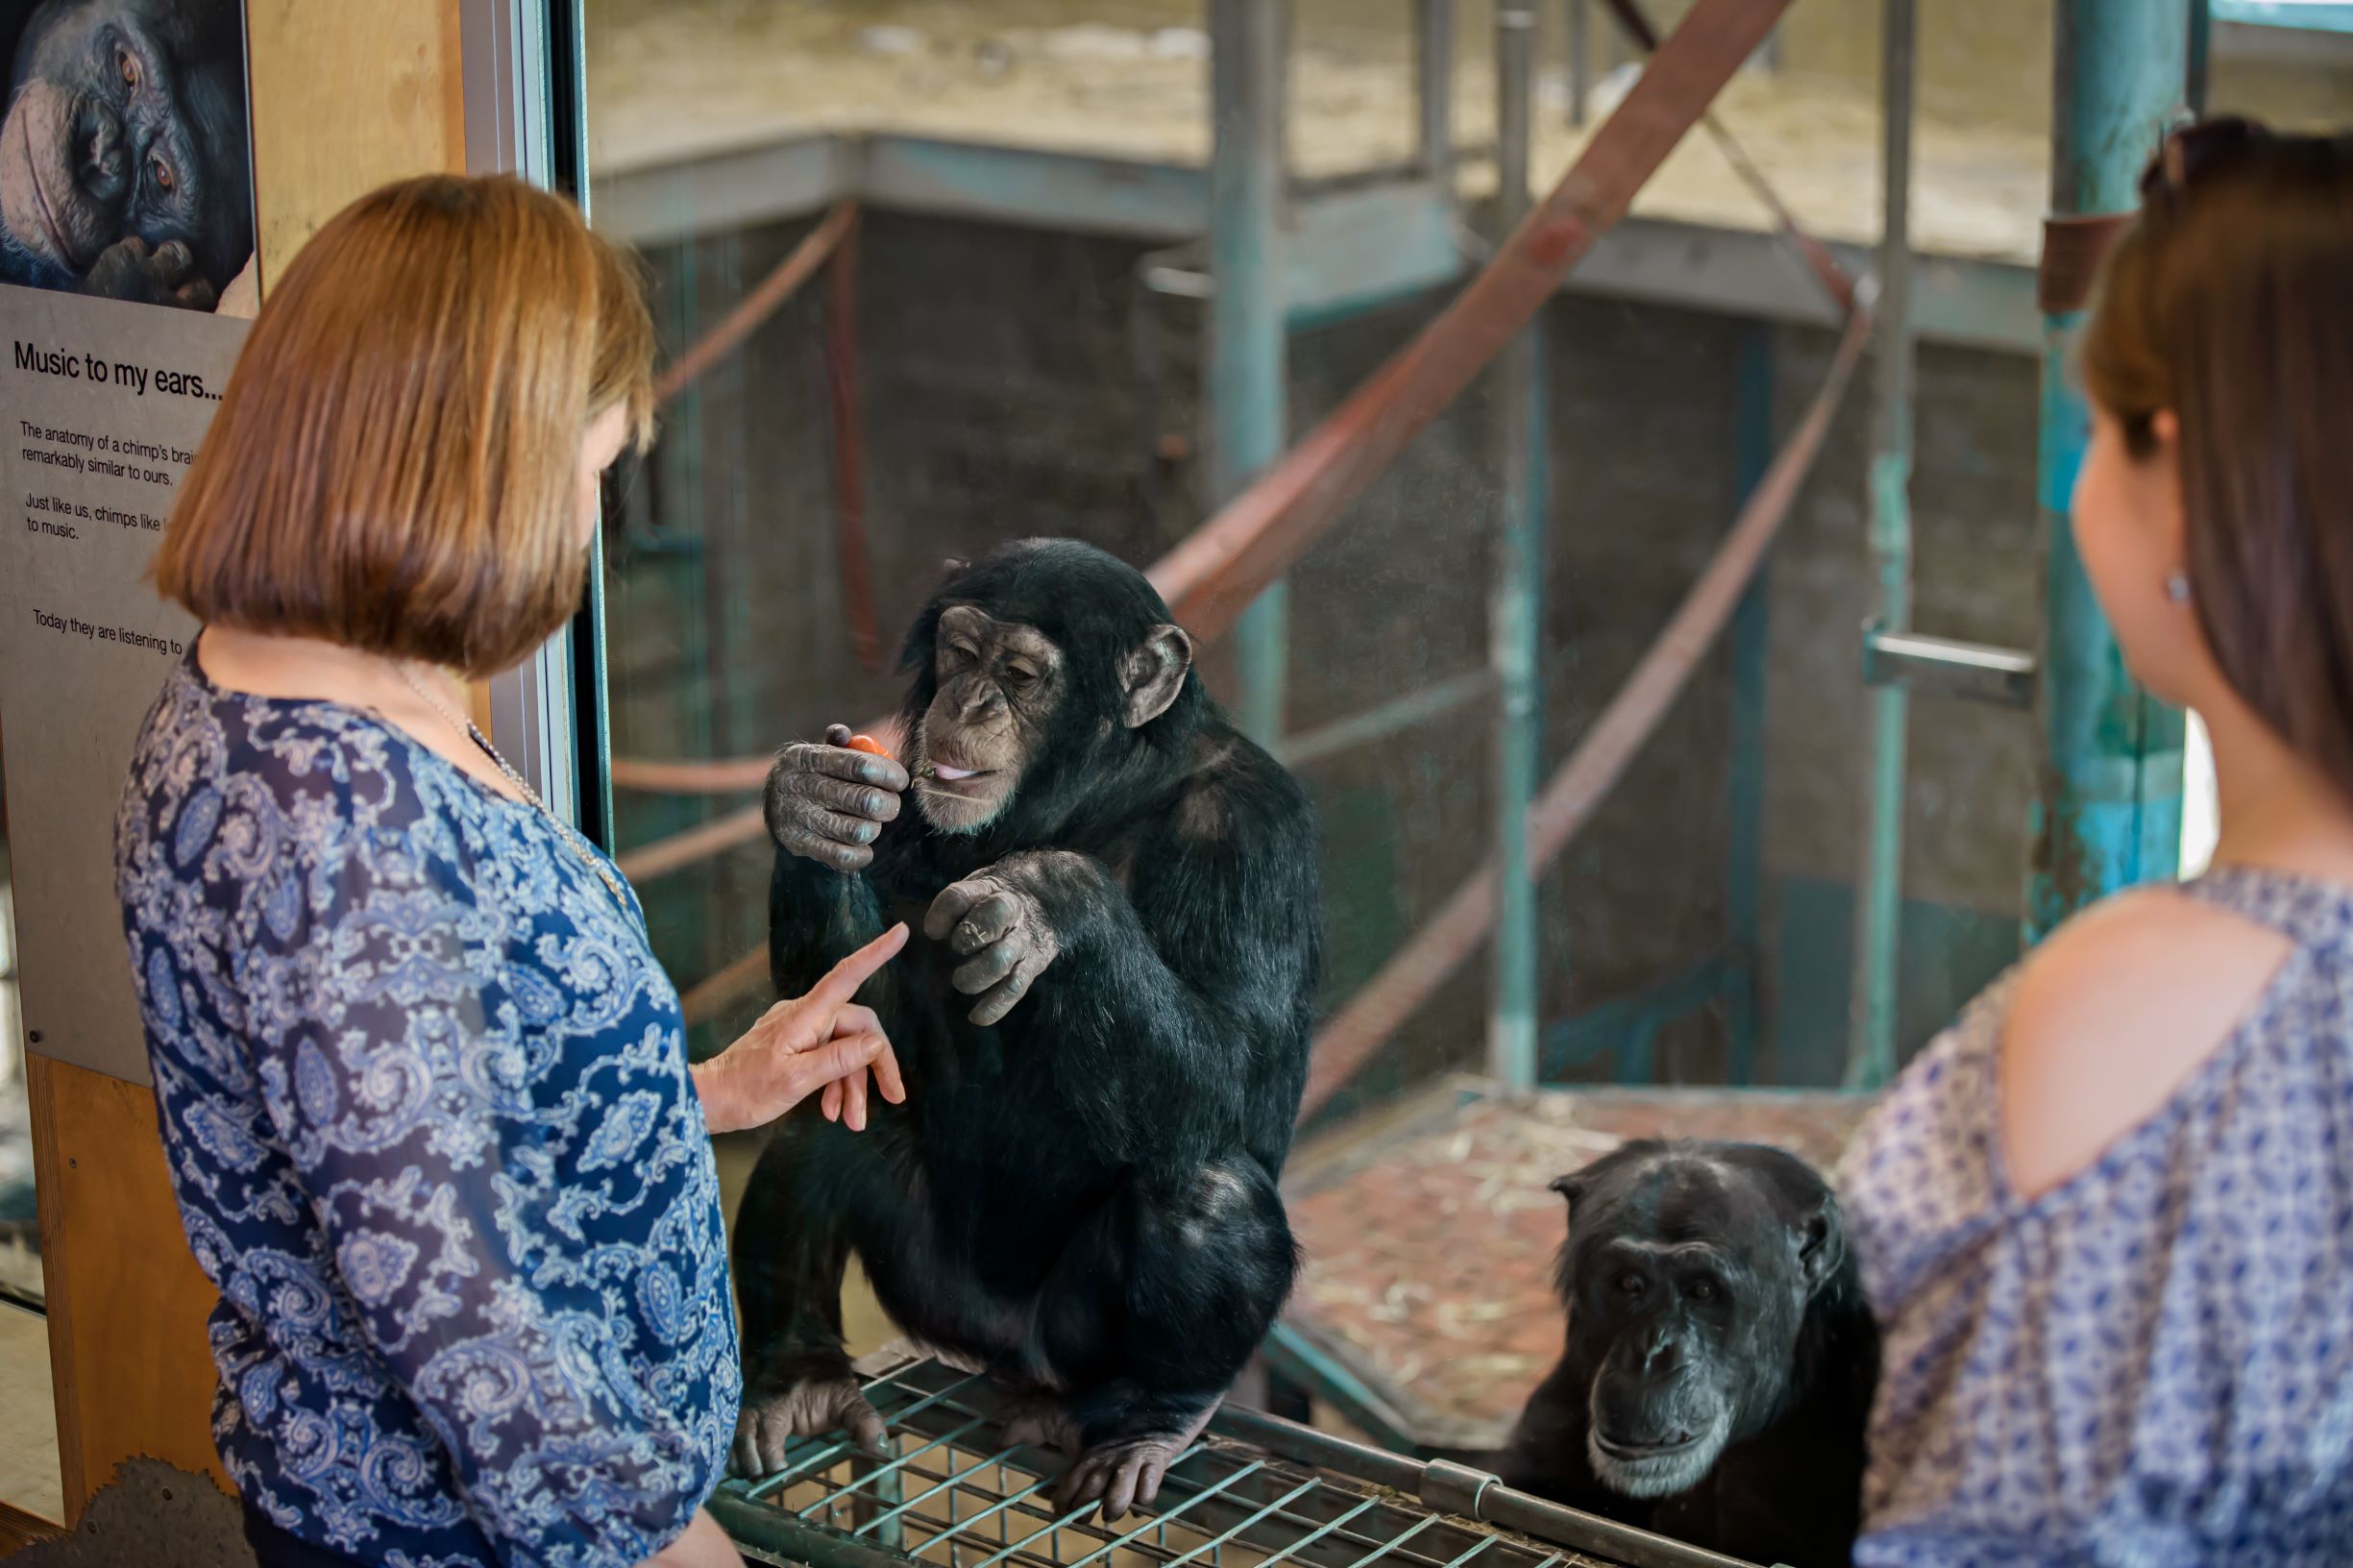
top-left (1839, 866), bottom-right (2353, 1566)
top-left (114, 653), bottom-right (737, 1568)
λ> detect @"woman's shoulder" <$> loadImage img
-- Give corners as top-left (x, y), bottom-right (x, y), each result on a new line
top-left (120, 658), bottom-right (472, 899)
top-left (1998, 883), bottom-right (2297, 1200)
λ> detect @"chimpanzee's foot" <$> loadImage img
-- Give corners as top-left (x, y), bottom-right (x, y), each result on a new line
top-left (732, 1370), bottom-right (889, 1478)
top-left (1055, 1405), bottom-right (1217, 1523)
top-left (994, 1387), bottom-right (1087, 1457)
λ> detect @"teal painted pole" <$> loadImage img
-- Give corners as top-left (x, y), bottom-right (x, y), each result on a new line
top-left (2188, 0), bottom-right (2212, 115)
top-left (2025, 0), bottom-right (2188, 943)
top-left (1847, 0), bottom-right (1915, 1091)
top-left (1726, 323), bottom-right (1773, 1086)
top-left (1210, 0), bottom-right (1290, 747)
top-left (1490, 1), bottom-right (1544, 1092)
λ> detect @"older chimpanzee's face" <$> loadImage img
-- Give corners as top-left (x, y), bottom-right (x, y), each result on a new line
top-left (1553, 1143), bottom-right (1840, 1500)
top-left (1, 0), bottom-right (253, 293)
top-left (914, 604), bottom-right (1067, 834)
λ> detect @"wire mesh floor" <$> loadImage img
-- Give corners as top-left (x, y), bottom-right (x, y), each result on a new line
top-left (712, 1349), bottom-right (1760, 1568)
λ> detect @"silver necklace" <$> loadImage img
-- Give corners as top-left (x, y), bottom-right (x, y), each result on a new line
top-left (397, 665), bottom-right (634, 915)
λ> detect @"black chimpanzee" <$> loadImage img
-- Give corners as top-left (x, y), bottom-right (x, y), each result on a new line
top-left (1496, 1140), bottom-right (1878, 1568)
top-left (1, 0), bottom-right (253, 309)
top-left (737, 539), bottom-right (1322, 1521)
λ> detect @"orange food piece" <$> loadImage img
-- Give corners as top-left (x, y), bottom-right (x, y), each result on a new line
top-left (845, 733), bottom-right (892, 758)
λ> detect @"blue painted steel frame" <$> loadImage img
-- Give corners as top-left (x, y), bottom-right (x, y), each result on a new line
top-left (2025, 0), bottom-right (2188, 943)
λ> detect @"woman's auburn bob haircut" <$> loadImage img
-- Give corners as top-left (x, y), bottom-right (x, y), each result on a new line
top-left (152, 174), bottom-right (655, 679)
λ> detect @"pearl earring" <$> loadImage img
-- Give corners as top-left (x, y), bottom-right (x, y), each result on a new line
top-left (2165, 571), bottom-right (2192, 605)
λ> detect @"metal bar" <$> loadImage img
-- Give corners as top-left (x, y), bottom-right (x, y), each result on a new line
top-left (1303, 300), bottom-right (1874, 1120)
top-left (853, 1444), bottom-right (1024, 1535)
top-left (1569, 0), bottom-right (1592, 126)
top-left (1054, 1459), bottom-right (1276, 1568)
top-left (1491, 0), bottom-right (1543, 1094)
top-left (1863, 625), bottom-right (2037, 708)
top-left (1725, 323), bottom-right (1774, 1085)
top-left (1248, 1494), bottom-right (1387, 1568)
top-left (1276, 671), bottom-right (1496, 769)
top-left (1210, 0), bottom-right (1293, 746)
top-left (797, 1414), bottom-right (993, 1516)
top-left (2025, 0), bottom-right (2188, 943)
top-left (1847, 0), bottom-right (1917, 1092)
top-left (2188, 0), bottom-right (2213, 113)
top-left (1425, 1531), bottom-right (1495, 1568)
top-left (1163, 1478), bottom-right (1326, 1568)
top-left (744, 1367), bottom-right (971, 1498)
top-left (1415, 0), bottom-right (1456, 188)
top-left (824, 210), bottom-right (885, 674)
top-left (1155, 0), bottom-right (1799, 645)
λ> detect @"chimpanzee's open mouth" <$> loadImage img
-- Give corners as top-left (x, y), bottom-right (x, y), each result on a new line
top-left (1592, 1430), bottom-right (1699, 1460)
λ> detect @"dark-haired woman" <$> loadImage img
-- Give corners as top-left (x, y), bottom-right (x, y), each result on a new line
top-left (1841, 120), bottom-right (2353, 1565)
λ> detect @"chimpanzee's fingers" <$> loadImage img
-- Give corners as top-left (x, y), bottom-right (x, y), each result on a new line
top-left (824, 723), bottom-right (855, 747)
top-left (153, 240), bottom-right (196, 282)
top-left (803, 774), bottom-right (902, 821)
top-left (840, 1394), bottom-right (890, 1458)
top-left (949, 893), bottom-right (1022, 956)
top-left (951, 937), bottom-right (1023, 995)
top-left (924, 880), bottom-right (987, 942)
top-left (803, 807), bottom-right (882, 850)
top-left (965, 967), bottom-right (1034, 1027)
top-left (1102, 1451), bottom-right (1151, 1523)
top-left (779, 824), bottom-right (872, 873)
top-left (797, 739), bottom-right (910, 793)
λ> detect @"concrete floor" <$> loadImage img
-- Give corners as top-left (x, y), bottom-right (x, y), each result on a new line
top-left (0, 1301), bottom-right (63, 1529)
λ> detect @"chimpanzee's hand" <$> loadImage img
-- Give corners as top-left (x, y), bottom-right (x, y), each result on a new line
top-left (765, 724), bottom-right (909, 872)
top-left (82, 236), bottom-right (218, 310)
top-left (923, 850), bottom-right (1098, 1026)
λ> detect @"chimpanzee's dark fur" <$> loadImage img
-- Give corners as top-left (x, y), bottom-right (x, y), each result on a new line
top-left (735, 539), bottom-right (1321, 1516)
top-left (1496, 1140), bottom-right (1877, 1568)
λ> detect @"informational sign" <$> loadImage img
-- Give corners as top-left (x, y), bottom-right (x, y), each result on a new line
top-left (0, 0), bottom-right (257, 1084)
top-left (0, 288), bottom-right (248, 1083)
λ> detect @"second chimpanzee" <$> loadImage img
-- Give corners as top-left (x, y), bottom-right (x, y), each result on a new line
top-left (735, 539), bottom-right (1321, 1520)
top-left (1496, 1140), bottom-right (1878, 1568)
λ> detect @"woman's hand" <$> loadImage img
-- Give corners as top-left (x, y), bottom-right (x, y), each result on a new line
top-left (693, 925), bottom-right (910, 1137)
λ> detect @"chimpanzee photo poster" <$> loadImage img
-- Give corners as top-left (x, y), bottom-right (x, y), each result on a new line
top-left (0, 0), bottom-right (254, 314)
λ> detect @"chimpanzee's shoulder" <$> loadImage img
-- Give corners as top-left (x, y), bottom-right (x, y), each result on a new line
top-left (1164, 723), bottom-right (1313, 851)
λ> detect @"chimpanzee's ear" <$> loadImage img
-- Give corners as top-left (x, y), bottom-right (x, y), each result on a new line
top-left (1794, 1192), bottom-right (1845, 1297)
top-left (941, 556), bottom-right (969, 579)
top-left (1120, 624), bottom-right (1194, 727)
top-left (1547, 1174), bottom-right (1585, 1208)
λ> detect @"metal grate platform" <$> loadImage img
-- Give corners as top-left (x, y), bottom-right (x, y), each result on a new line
top-left (712, 1348), bottom-right (1770, 1568)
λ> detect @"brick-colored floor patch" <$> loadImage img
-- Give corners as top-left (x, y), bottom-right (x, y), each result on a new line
top-left (1287, 1088), bottom-right (1877, 1442)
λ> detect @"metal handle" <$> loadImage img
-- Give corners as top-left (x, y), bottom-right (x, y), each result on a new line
top-left (1860, 621), bottom-right (2037, 709)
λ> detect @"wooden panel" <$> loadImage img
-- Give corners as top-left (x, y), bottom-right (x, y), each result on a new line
top-left (27, 1054), bottom-right (230, 1518)
top-left (243, 0), bottom-right (469, 285)
top-left (0, 1498), bottom-right (66, 1552)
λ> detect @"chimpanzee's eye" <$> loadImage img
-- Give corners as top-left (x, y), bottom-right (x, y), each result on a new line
top-left (117, 45), bottom-right (139, 87)
top-left (1004, 664), bottom-right (1038, 690)
top-left (1687, 1278), bottom-right (1719, 1304)
top-left (150, 154), bottom-right (175, 193)
top-left (1614, 1271), bottom-right (1646, 1297)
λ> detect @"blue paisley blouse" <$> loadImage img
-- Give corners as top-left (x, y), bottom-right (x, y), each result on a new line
top-left (114, 653), bottom-right (738, 1568)
top-left (1839, 866), bottom-right (2353, 1566)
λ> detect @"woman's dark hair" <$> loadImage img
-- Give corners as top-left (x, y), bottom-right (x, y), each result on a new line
top-left (2083, 118), bottom-right (2353, 796)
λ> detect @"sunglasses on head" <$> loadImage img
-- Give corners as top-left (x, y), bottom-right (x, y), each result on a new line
top-left (2142, 116), bottom-right (2267, 203)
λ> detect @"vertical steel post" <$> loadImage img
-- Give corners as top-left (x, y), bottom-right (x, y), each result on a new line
top-left (1726, 323), bottom-right (1774, 1087)
top-left (1567, 0), bottom-right (1591, 127)
top-left (1210, 0), bottom-right (1291, 747)
top-left (2187, 0), bottom-right (2212, 116)
top-left (1847, 0), bottom-right (1916, 1090)
top-left (1491, 2), bottom-right (1545, 1092)
top-left (2025, 1), bottom-right (2188, 942)
top-left (1415, 0), bottom-right (1455, 187)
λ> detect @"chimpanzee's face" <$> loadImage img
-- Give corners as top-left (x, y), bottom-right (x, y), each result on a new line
top-left (1554, 1144), bottom-right (1839, 1500)
top-left (0, 0), bottom-right (252, 289)
top-left (914, 604), bottom-right (1066, 834)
